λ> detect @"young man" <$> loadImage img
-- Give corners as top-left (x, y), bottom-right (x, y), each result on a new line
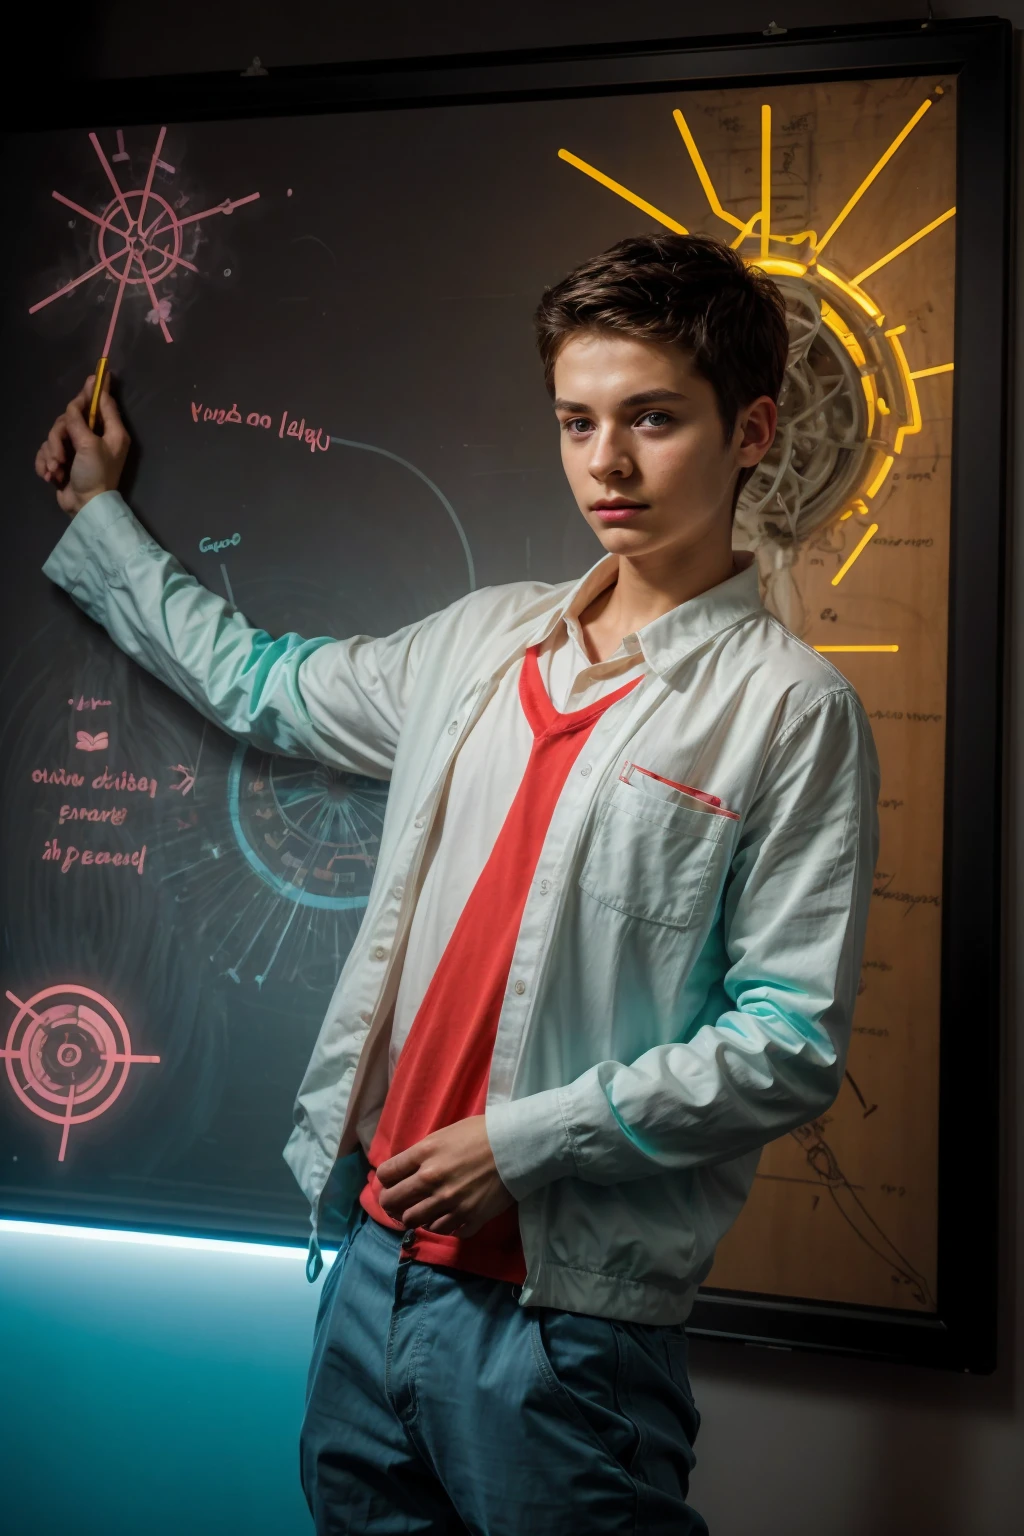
top-left (36, 233), bottom-right (878, 1535)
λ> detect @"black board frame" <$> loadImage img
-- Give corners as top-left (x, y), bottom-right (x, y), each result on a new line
top-left (4, 16), bottom-right (1013, 1372)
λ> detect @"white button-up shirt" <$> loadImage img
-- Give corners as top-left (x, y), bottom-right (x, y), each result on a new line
top-left (388, 572), bottom-right (645, 1083)
top-left (44, 491), bottom-right (879, 1324)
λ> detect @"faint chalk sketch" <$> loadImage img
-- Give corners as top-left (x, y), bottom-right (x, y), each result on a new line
top-left (790, 1119), bottom-right (936, 1308)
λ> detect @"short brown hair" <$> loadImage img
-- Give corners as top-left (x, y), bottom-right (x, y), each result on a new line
top-left (534, 232), bottom-right (789, 439)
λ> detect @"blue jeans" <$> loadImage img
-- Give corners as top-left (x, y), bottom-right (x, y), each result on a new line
top-left (300, 1207), bottom-right (709, 1534)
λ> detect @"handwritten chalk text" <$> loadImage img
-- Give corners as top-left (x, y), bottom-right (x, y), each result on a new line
top-left (871, 879), bottom-right (941, 915)
top-left (867, 710), bottom-right (943, 724)
top-left (199, 534), bottom-right (241, 553)
top-left (192, 401), bottom-right (258, 427)
top-left (277, 411), bottom-right (331, 454)
top-left (68, 696), bottom-right (111, 710)
top-left (42, 839), bottom-right (147, 875)
top-left (190, 400), bottom-right (330, 454)
top-left (874, 537), bottom-right (934, 548)
top-left (58, 804), bottom-right (129, 827)
top-left (89, 768), bottom-right (159, 798)
top-left (32, 765), bottom-right (156, 796)
top-left (33, 767), bottom-right (85, 787)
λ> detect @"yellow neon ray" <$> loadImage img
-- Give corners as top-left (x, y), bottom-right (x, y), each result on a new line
top-left (815, 645), bottom-right (899, 653)
top-left (818, 301), bottom-right (879, 436)
top-left (761, 105), bottom-right (772, 260)
top-left (852, 206), bottom-right (956, 285)
top-left (910, 362), bottom-right (954, 379)
top-left (814, 98), bottom-right (933, 259)
top-left (884, 326), bottom-right (923, 454)
top-left (816, 264), bottom-right (883, 321)
top-left (730, 211), bottom-right (761, 250)
top-left (556, 150), bottom-right (688, 234)
top-left (866, 454), bottom-right (895, 499)
top-left (831, 523), bottom-right (880, 586)
top-left (819, 303), bottom-right (867, 359)
top-left (671, 109), bottom-right (746, 230)
top-left (774, 229), bottom-right (819, 248)
top-left (759, 258), bottom-right (808, 277)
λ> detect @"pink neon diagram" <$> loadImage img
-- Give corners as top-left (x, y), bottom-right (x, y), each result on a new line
top-left (1, 984), bottom-right (159, 1162)
top-left (29, 127), bottom-right (260, 356)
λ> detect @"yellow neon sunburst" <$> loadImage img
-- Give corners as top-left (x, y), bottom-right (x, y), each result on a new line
top-left (557, 89), bottom-right (955, 651)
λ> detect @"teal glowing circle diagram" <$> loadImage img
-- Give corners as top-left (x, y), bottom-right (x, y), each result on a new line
top-left (226, 747), bottom-right (389, 911)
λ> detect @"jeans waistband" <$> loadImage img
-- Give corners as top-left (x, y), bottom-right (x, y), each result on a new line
top-left (362, 1210), bottom-right (409, 1250)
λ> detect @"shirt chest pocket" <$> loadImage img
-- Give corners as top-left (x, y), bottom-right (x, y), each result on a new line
top-left (578, 780), bottom-right (733, 929)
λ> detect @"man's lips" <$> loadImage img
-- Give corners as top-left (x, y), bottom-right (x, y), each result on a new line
top-left (591, 501), bottom-right (649, 522)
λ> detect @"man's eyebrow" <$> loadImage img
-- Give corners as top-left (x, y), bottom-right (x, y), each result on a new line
top-left (553, 389), bottom-right (689, 412)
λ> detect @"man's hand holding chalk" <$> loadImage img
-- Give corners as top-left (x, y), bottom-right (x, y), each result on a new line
top-left (34, 372), bottom-right (131, 518)
top-left (87, 356), bottom-right (109, 431)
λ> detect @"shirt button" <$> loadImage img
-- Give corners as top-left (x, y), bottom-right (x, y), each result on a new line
top-left (514, 980), bottom-right (526, 996)
top-left (374, 945), bottom-right (387, 961)
top-left (402, 1229), bottom-right (416, 1247)
top-left (414, 816), bottom-right (425, 830)
top-left (393, 884), bottom-right (404, 899)
top-left (580, 764), bottom-right (592, 776)
top-left (539, 878), bottom-right (550, 894)
top-left (448, 721), bottom-right (459, 735)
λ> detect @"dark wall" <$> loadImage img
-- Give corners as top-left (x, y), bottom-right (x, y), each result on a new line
top-left (53, 2), bottom-right (1000, 81)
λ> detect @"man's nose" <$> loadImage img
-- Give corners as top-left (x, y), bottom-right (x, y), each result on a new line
top-left (588, 427), bottom-right (633, 480)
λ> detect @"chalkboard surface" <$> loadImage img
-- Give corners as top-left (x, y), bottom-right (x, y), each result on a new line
top-left (1, 74), bottom-right (957, 1321)
top-left (2, 97), bottom-right (662, 1237)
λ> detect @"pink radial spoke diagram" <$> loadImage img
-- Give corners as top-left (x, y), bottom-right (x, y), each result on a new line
top-left (29, 127), bottom-right (260, 357)
top-left (1, 984), bottom-right (160, 1162)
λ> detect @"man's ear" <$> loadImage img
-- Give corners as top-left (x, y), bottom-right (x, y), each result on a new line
top-left (737, 396), bottom-right (777, 467)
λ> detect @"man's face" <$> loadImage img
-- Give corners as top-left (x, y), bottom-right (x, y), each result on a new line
top-left (552, 330), bottom-right (775, 566)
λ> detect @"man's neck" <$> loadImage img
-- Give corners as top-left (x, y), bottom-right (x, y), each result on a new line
top-left (578, 538), bottom-right (737, 665)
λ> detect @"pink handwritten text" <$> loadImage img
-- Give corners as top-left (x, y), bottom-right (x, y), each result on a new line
top-left (58, 804), bottom-right (129, 827)
top-left (42, 839), bottom-right (147, 875)
top-left (278, 411), bottom-right (331, 454)
top-left (68, 696), bottom-right (111, 711)
top-left (33, 766), bottom-right (157, 796)
top-left (33, 767), bottom-right (85, 787)
top-left (190, 400), bottom-right (330, 454)
top-left (90, 768), bottom-right (159, 798)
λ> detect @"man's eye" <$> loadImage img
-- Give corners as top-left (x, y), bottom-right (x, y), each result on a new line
top-left (639, 411), bottom-right (671, 428)
top-left (564, 418), bottom-right (592, 434)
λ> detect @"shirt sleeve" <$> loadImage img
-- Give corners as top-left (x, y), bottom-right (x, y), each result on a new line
top-left (486, 686), bottom-right (880, 1198)
top-left (42, 490), bottom-right (429, 776)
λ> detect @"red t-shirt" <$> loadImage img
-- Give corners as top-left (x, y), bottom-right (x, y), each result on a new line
top-left (359, 645), bottom-right (642, 1281)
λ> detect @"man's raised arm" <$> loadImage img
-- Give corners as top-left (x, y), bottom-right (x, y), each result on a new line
top-left (35, 376), bottom-right (426, 776)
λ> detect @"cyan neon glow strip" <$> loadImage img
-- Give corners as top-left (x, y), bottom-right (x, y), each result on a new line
top-left (0, 1218), bottom-right (337, 1262)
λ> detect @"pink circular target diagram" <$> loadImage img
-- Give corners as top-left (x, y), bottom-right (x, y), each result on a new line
top-left (96, 188), bottom-right (184, 287)
top-left (29, 126), bottom-right (260, 357)
top-left (1, 985), bottom-right (159, 1162)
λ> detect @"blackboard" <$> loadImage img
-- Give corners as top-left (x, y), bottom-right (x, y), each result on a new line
top-left (0, 22), bottom-right (1010, 1369)
top-left (3, 96), bottom-right (695, 1236)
